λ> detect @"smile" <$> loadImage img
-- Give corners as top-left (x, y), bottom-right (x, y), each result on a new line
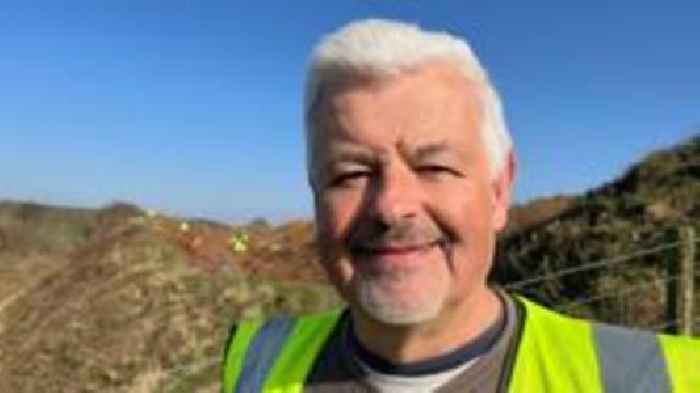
top-left (372, 243), bottom-right (435, 255)
top-left (354, 240), bottom-right (441, 255)
top-left (351, 241), bottom-right (444, 271)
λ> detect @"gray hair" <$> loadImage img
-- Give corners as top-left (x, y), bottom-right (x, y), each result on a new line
top-left (304, 19), bottom-right (512, 182)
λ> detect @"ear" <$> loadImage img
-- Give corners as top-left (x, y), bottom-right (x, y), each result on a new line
top-left (491, 151), bottom-right (516, 232)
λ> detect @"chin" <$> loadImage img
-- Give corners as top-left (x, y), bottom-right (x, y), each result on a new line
top-left (353, 274), bottom-right (449, 325)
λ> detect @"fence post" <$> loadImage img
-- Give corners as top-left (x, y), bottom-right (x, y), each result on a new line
top-left (679, 226), bottom-right (696, 336)
top-left (666, 230), bottom-right (680, 334)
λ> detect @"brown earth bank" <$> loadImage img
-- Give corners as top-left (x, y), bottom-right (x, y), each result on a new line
top-left (0, 204), bottom-right (339, 392)
top-left (0, 134), bottom-right (698, 391)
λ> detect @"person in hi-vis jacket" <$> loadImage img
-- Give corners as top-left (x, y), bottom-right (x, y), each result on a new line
top-left (222, 19), bottom-right (700, 393)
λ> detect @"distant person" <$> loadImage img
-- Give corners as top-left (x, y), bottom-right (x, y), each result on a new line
top-left (222, 19), bottom-right (699, 392)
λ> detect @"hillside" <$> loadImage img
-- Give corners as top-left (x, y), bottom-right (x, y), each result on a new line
top-left (492, 135), bottom-right (700, 326)
top-left (0, 203), bottom-right (339, 392)
top-left (0, 134), bottom-right (698, 391)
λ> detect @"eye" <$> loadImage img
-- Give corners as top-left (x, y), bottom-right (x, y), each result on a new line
top-left (418, 165), bottom-right (458, 175)
top-left (416, 165), bottom-right (463, 180)
top-left (328, 171), bottom-right (370, 188)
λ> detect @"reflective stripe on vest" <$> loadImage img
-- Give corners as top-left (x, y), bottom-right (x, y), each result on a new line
top-left (236, 317), bottom-right (297, 392)
top-left (223, 298), bottom-right (698, 392)
top-left (223, 318), bottom-right (263, 393)
top-left (512, 297), bottom-right (699, 393)
top-left (222, 309), bottom-right (342, 393)
top-left (594, 323), bottom-right (671, 392)
top-left (508, 297), bottom-right (604, 393)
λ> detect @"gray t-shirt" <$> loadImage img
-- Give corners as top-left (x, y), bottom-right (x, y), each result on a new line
top-left (305, 289), bottom-right (521, 393)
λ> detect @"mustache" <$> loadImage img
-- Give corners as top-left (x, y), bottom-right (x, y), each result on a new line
top-left (345, 218), bottom-right (448, 251)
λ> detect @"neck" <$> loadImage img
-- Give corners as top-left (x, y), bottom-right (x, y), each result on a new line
top-left (350, 286), bottom-right (502, 364)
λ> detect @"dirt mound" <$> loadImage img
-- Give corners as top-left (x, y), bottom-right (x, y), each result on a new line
top-left (0, 208), bottom-right (340, 392)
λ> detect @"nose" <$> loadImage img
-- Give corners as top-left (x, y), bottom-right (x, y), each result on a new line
top-left (367, 164), bottom-right (419, 225)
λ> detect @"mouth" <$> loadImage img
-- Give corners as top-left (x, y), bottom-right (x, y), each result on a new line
top-left (372, 243), bottom-right (437, 255)
top-left (351, 240), bottom-right (442, 270)
top-left (351, 240), bottom-right (444, 261)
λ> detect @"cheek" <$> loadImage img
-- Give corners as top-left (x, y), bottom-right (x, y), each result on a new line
top-left (430, 185), bottom-right (492, 237)
top-left (317, 192), bottom-right (361, 241)
top-left (429, 183), bottom-right (496, 269)
top-left (315, 192), bottom-right (359, 278)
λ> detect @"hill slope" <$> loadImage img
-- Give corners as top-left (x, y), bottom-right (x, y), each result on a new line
top-left (492, 135), bottom-right (700, 327)
top-left (0, 203), bottom-right (339, 392)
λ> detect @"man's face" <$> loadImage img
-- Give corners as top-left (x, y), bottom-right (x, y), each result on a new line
top-left (310, 62), bottom-right (512, 325)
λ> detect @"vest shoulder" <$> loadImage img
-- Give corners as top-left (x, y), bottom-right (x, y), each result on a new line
top-left (514, 295), bottom-right (589, 326)
top-left (514, 294), bottom-right (699, 343)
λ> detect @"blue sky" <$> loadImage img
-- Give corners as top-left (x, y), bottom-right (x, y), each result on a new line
top-left (1, 1), bottom-right (698, 223)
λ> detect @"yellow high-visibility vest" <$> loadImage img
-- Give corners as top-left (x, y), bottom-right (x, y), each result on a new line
top-left (222, 297), bottom-right (700, 393)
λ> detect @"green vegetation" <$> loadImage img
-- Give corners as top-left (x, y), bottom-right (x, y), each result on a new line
top-left (492, 135), bottom-right (700, 328)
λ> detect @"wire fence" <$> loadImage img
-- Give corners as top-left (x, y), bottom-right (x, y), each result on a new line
top-left (503, 241), bottom-right (684, 290)
top-left (554, 274), bottom-right (682, 312)
top-left (504, 226), bottom-right (699, 335)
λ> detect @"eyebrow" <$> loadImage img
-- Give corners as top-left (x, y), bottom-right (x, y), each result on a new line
top-left (324, 141), bottom-right (459, 169)
top-left (321, 140), bottom-right (379, 167)
top-left (409, 141), bottom-right (456, 161)
top-left (328, 150), bottom-right (375, 166)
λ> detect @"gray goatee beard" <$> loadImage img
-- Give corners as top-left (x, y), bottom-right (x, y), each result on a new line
top-left (353, 262), bottom-right (450, 325)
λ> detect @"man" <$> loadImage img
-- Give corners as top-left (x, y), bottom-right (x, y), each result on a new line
top-left (222, 19), bottom-right (698, 392)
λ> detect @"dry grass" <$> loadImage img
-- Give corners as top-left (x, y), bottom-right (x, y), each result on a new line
top-left (0, 204), bottom-right (341, 392)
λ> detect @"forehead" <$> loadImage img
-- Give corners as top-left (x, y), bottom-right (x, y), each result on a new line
top-left (312, 62), bottom-right (484, 158)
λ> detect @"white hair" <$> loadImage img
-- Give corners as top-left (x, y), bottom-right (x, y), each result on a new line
top-left (304, 19), bottom-right (513, 180)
